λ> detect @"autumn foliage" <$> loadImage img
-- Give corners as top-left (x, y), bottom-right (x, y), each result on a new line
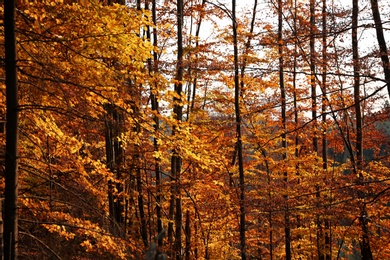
top-left (1, 0), bottom-right (390, 259)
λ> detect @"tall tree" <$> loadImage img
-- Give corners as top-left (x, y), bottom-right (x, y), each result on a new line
top-left (370, 0), bottom-right (390, 99)
top-left (353, 0), bottom-right (373, 259)
top-left (321, 0), bottom-right (331, 259)
top-left (232, 0), bottom-right (246, 259)
top-left (168, 0), bottom-right (184, 258)
top-left (277, 0), bottom-right (291, 258)
top-left (146, 0), bottom-right (164, 247)
top-left (3, 0), bottom-right (19, 258)
top-left (310, 0), bottom-right (324, 258)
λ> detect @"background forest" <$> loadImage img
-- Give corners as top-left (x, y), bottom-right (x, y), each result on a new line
top-left (1, 0), bottom-right (390, 259)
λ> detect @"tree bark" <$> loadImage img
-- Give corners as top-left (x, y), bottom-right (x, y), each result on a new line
top-left (147, 0), bottom-right (164, 247)
top-left (277, 0), bottom-right (291, 259)
top-left (104, 105), bottom-right (125, 236)
top-left (4, 0), bottom-right (19, 258)
top-left (232, 0), bottom-right (246, 259)
top-left (168, 0), bottom-right (184, 258)
top-left (185, 210), bottom-right (190, 260)
top-left (186, 0), bottom-right (206, 120)
top-left (321, 0), bottom-right (331, 259)
top-left (370, 0), bottom-right (390, 99)
top-left (353, 1), bottom-right (373, 259)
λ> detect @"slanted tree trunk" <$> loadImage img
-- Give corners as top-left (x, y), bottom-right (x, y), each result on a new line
top-left (4, 0), bottom-right (19, 258)
top-left (370, 0), bottom-right (390, 99)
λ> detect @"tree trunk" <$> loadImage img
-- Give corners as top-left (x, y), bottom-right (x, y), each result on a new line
top-left (4, 0), bottom-right (19, 258)
top-left (232, 1), bottom-right (246, 259)
top-left (370, 0), bottom-right (390, 99)
top-left (104, 104), bottom-right (125, 236)
top-left (292, 0), bottom-right (302, 257)
top-left (134, 0), bottom-right (148, 247)
top-left (186, 0), bottom-right (206, 120)
top-left (146, 0), bottom-right (164, 247)
top-left (277, 0), bottom-right (291, 259)
top-left (309, 1), bottom-right (325, 258)
top-left (168, 0), bottom-right (184, 258)
top-left (321, 0), bottom-right (331, 259)
top-left (310, 1), bottom-right (318, 153)
top-left (353, 1), bottom-right (373, 259)
top-left (185, 210), bottom-right (191, 260)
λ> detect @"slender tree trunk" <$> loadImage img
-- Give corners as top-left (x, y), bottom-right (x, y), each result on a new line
top-left (147, 0), bottom-right (164, 247)
top-left (309, 1), bottom-right (324, 258)
top-left (137, 154), bottom-right (148, 246)
top-left (321, 0), bottom-right (331, 259)
top-left (292, 0), bottom-right (299, 168)
top-left (0, 198), bottom-right (3, 260)
top-left (134, 0), bottom-right (148, 247)
top-left (292, 0), bottom-right (302, 257)
top-left (321, 0), bottom-right (328, 178)
top-left (353, 1), bottom-right (373, 259)
top-left (4, 0), bottom-right (19, 258)
top-left (168, 0), bottom-right (184, 258)
top-left (104, 105), bottom-right (125, 236)
top-left (352, 0), bottom-right (363, 180)
top-left (261, 149), bottom-right (273, 260)
top-left (310, 1), bottom-right (318, 153)
top-left (237, 1), bottom-right (257, 258)
top-left (185, 210), bottom-right (191, 260)
top-left (277, 0), bottom-right (291, 259)
top-left (105, 112), bottom-right (116, 233)
top-left (369, 0), bottom-right (390, 99)
top-left (232, 1), bottom-right (246, 259)
top-left (186, 0), bottom-right (206, 120)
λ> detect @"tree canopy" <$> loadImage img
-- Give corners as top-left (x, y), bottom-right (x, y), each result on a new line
top-left (1, 0), bottom-right (390, 259)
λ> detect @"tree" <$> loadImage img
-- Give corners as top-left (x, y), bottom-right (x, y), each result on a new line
top-left (370, 0), bottom-right (390, 99)
top-left (3, 0), bottom-right (19, 258)
top-left (353, 1), bottom-right (373, 258)
top-left (4, 1), bottom-right (155, 258)
top-left (167, 0), bottom-right (184, 258)
top-left (232, 0), bottom-right (246, 259)
top-left (276, 0), bottom-right (291, 258)
top-left (3, 0), bottom-right (390, 259)
top-left (321, 0), bottom-right (331, 258)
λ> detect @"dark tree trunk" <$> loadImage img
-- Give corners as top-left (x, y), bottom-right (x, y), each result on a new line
top-left (104, 104), bottom-right (125, 236)
top-left (309, 1), bottom-right (324, 258)
top-left (3, 0), bottom-right (19, 258)
top-left (185, 0), bottom-right (206, 120)
top-left (310, 0), bottom-right (318, 153)
top-left (146, 0), bottom-right (164, 247)
top-left (352, 0), bottom-right (363, 178)
top-left (134, 0), bottom-right (149, 247)
top-left (277, 0), bottom-right (291, 259)
top-left (370, 0), bottom-right (390, 99)
top-left (240, 1), bottom-right (257, 258)
top-left (353, 1), bottom-right (373, 259)
top-left (168, 0), bottom-right (184, 258)
top-left (185, 210), bottom-right (191, 260)
top-left (232, 0), bottom-right (246, 259)
top-left (321, 0), bottom-right (331, 259)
